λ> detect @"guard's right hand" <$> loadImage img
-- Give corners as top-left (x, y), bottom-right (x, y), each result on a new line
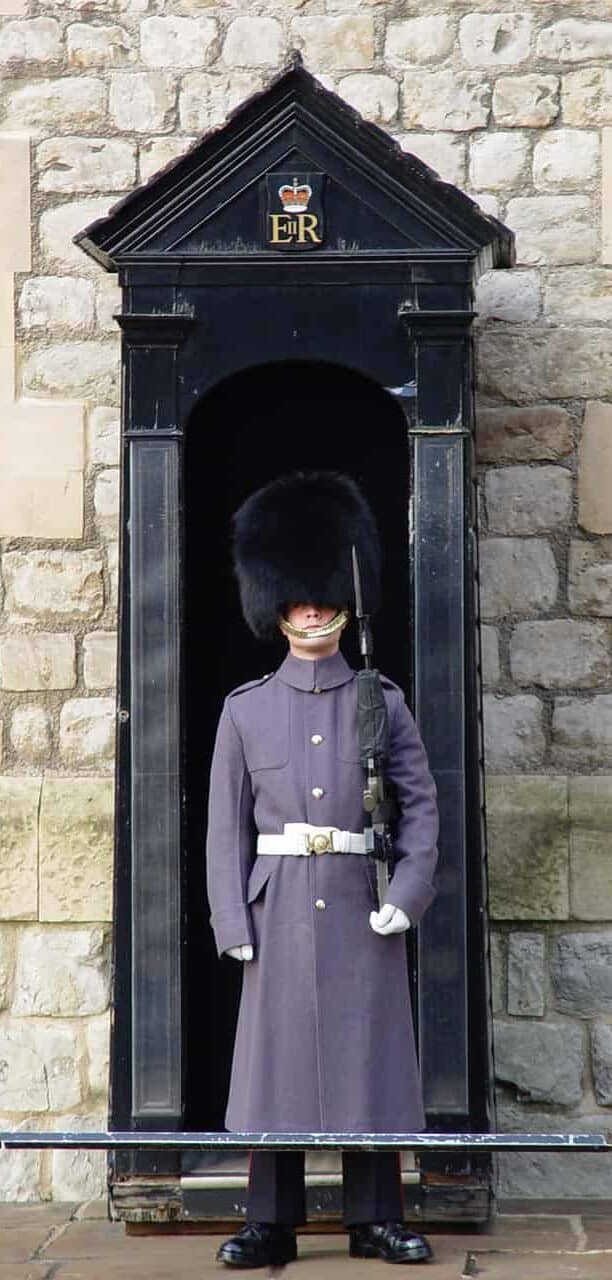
top-left (226, 944), bottom-right (254, 962)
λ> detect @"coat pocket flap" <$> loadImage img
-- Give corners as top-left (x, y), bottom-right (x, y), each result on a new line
top-left (246, 857), bottom-right (277, 903)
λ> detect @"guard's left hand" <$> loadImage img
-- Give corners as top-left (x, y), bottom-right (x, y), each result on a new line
top-left (369, 903), bottom-right (411, 936)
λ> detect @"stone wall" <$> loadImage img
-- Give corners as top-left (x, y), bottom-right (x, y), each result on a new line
top-left (2, 0), bottom-right (612, 1199)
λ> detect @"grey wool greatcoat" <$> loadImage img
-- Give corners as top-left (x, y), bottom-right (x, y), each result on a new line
top-left (206, 649), bottom-right (439, 1134)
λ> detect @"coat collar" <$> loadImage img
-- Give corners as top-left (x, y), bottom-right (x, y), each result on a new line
top-left (277, 650), bottom-right (354, 692)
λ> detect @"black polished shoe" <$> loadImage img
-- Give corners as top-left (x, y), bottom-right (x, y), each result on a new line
top-left (349, 1221), bottom-right (433, 1264)
top-left (216, 1221), bottom-right (297, 1268)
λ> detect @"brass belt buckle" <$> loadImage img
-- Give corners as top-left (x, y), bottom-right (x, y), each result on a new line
top-left (307, 828), bottom-right (339, 855)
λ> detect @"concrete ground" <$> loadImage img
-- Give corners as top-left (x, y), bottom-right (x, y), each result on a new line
top-left (3, 1201), bottom-right (612, 1279)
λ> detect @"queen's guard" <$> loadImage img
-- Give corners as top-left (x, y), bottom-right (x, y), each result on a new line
top-left (206, 471), bottom-right (439, 1267)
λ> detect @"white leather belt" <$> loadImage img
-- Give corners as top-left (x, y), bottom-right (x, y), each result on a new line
top-left (257, 823), bottom-right (371, 856)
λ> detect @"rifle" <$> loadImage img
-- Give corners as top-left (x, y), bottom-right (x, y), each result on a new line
top-left (352, 546), bottom-right (395, 908)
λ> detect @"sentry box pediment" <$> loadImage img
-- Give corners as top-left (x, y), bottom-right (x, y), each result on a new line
top-left (76, 53), bottom-right (513, 272)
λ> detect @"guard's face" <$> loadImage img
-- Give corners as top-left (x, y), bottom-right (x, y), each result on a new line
top-left (284, 603), bottom-right (338, 631)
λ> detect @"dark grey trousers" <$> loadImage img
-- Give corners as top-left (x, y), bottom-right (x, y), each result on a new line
top-left (247, 1150), bottom-right (404, 1227)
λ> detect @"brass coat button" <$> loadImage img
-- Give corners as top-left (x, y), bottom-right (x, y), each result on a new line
top-left (311, 787), bottom-right (325, 799)
top-left (315, 899), bottom-right (326, 911)
top-left (312, 686), bottom-right (322, 694)
top-left (311, 734), bottom-right (324, 745)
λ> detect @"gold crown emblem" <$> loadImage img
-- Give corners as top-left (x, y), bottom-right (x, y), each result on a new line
top-left (279, 177), bottom-right (312, 212)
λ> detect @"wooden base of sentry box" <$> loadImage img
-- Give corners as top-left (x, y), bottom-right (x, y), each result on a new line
top-left (111, 1173), bottom-right (491, 1229)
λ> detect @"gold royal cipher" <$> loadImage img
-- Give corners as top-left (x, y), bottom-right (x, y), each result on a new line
top-left (265, 172), bottom-right (325, 250)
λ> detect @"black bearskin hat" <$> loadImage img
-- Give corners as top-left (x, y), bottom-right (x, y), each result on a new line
top-left (232, 471), bottom-right (381, 640)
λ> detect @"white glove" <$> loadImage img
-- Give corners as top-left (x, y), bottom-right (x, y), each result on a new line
top-left (369, 903), bottom-right (411, 936)
top-left (226, 944), bottom-right (254, 961)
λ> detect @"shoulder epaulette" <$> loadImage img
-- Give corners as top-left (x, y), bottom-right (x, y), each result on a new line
top-left (227, 672), bottom-right (273, 698)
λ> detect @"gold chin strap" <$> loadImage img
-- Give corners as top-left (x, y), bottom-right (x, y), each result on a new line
top-left (279, 608), bottom-right (350, 641)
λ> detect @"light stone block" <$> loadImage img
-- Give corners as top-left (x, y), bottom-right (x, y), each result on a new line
top-left (603, 129), bottom-right (612, 267)
top-left (0, 464), bottom-right (82, 539)
top-left (0, 17), bottom-right (61, 65)
top-left (476, 405), bottom-right (572, 464)
top-left (507, 933), bottom-right (545, 1017)
top-left (485, 466), bottom-right (571, 534)
top-left (40, 198), bottom-right (114, 278)
top-left (578, 401), bottom-right (612, 534)
top-left (0, 1020), bottom-right (82, 1112)
top-left (569, 777), bottom-right (612, 922)
top-left (0, 778), bottom-right (40, 921)
top-left (483, 694), bottom-right (545, 770)
top-left (222, 16), bottom-right (282, 68)
top-left (178, 71), bottom-right (261, 133)
top-left (569, 539), bottom-right (612, 616)
top-left (12, 927), bottom-right (110, 1016)
top-left (511, 620), bottom-right (611, 690)
top-left (0, 401), bottom-right (85, 472)
top-left (3, 550), bottom-right (104, 625)
top-left (139, 136), bottom-right (195, 184)
top-left (18, 277), bottom-right (95, 331)
top-left (538, 19), bottom-right (612, 63)
top-left (0, 931), bottom-right (13, 1010)
top-left (141, 16), bottom-right (218, 69)
top-left (87, 407), bottom-right (119, 467)
top-left (107, 542), bottom-right (118, 612)
top-left (67, 23), bottom-right (133, 68)
top-left (552, 932), bottom-right (612, 1016)
top-left (292, 16), bottom-right (374, 71)
top-left (591, 1023), bottom-right (612, 1105)
top-left (494, 1019), bottom-right (582, 1105)
top-left (489, 932), bottom-right (505, 1015)
top-left (505, 195), bottom-right (595, 266)
top-left (338, 73), bottom-right (398, 125)
top-left (495, 1102), bottom-right (612, 1197)
top-left (470, 131), bottom-right (530, 192)
top-left (459, 13), bottom-right (532, 67)
top-left (59, 698), bottom-right (115, 766)
top-left (475, 269), bottom-right (539, 323)
top-left (0, 271), bottom-right (14, 399)
top-left (83, 632), bottom-right (117, 691)
top-left (562, 68), bottom-right (612, 127)
top-left (94, 468), bottom-right (119, 540)
top-left (0, 134), bottom-right (30, 272)
top-left (86, 1012), bottom-right (109, 1096)
top-left (401, 70), bottom-right (490, 132)
top-left (95, 277), bottom-right (121, 334)
top-left (533, 129), bottom-right (599, 192)
top-left (39, 777), bottom-right (114, 923)
top-left (0, 1128), bottom-right (41, 1203)
top-left (0, 1032), bottom-right (47, 1111)
top-left (0, 397), bottom-right (84, 539)
top-left (3, 77), bottom-right (106, 135)
top-left (481, 625), bottom-right (500, 686)
top-left (0, 634), bottom-right (76, 692)
top-left (472, 193), bottom-right (499, 220)
top-left (384, 16), bottom-right (453, 67)
top-left (37, 137), bottom-right (136, 194)
top-left (397, 133), bottom-right (466, 186)
top-left (109, 72), bottom-right (174, 132)
top-left (493, 74), bottom-right (559, 128)
top-left (479, 539), bottom-right (558, 620)
top-left (486, 775), bottom-right (569, 921)
top-left (22, 340), bottom-right (120, 404)
top-left (479, 328), bottom-right (612, 402)
top-left (51, 1112), bottom-right (106, 1201)
top-left (553, 696), bottom-right (612, 767)
top-left (10, 707), bottom-right (51, 764)
top-left (544, 269), bottom-right (612, 324)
